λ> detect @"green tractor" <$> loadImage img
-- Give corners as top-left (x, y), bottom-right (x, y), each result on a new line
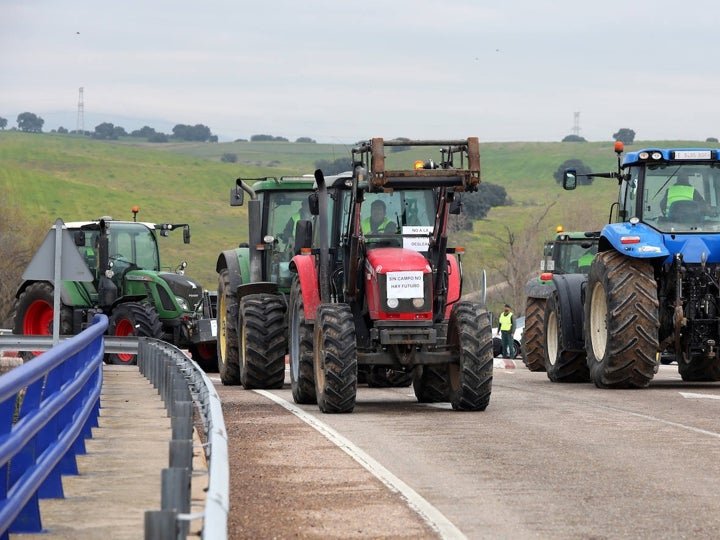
top-left (521, 227), bottom-right (599, 373)
top-left (215, 176), bottom-right (316, 387)
top-left (13, 209), bottom-right (217, 369)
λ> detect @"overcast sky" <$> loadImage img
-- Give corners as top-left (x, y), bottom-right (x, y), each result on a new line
top-left (3, 0), bottom-right (719, 143)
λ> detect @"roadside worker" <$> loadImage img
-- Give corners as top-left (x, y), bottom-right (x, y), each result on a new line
top-left (499, 303), bottom-right (516, 359)
top-left (362, 199), bottom-right (395, 234)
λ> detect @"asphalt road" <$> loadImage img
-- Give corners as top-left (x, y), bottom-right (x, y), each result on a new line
top-left (213, 362), bottom-right (720, 539)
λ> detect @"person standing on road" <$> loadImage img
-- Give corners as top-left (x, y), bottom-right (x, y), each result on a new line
top-left (499, 303), bottom-right (516, 359)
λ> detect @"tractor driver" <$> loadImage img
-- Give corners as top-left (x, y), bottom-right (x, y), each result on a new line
top-left (281, 198), bottom-right (311, 245)
top-left (660, 172), bottom-right (705, 216)
top-left (361, 199), bottom-right (396, 235)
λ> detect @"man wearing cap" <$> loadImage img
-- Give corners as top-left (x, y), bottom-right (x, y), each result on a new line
top-left (499, 303), bottom-right (516, 359)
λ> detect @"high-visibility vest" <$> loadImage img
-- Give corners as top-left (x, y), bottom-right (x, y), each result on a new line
top-left (499, 311), bottom-right (513, 332)
top-left (362, 216), bottom-right (393, 234)
top-left (667, 185), bottom-right (695, 207)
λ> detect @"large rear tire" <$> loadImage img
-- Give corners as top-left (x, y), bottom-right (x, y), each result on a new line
top-left (678, 357), bottom-right (720, 381)
top-left (217, 269), bottom-right (240, 385)
top-left (522, 297), bottom-right (547, 371)
top-left (584, 251), bottom-right (659, 388)
top-left (313, 304), bottom-right (357, 413)
top-left (289, 276), bottom-right (316, 403)
top-left (239, 294), bottom-right (287, 390)
top-left (413, 366), bottom-right (449, 403)
top-left (107, 302), bottom-right (163, 365)
top-left (13, 281), bottom-right (73, 361)
top-left (446, 302), bottom-right (493, 411)
top-left (544, 292), bottom-right (589, 382)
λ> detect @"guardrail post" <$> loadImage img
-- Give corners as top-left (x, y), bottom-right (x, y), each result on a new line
top-left (161, 467), bottom-right (190, 538)
top-left (144, 509), bottom-right (176, 540)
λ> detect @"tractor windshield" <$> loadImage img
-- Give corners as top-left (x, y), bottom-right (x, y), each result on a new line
top-left (637, 163), bottom-right (720, 233)
top-left (339, 189), bottom-right (436, 250)
top-left (108, 223), bottom-right (160, 270)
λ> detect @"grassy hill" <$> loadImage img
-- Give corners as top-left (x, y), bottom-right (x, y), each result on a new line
top-left (2, 131), bottom-right (716, 313)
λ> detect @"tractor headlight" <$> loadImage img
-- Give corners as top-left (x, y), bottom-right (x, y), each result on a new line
top-left (176, 296), bottom-right (190, 311)
top-left (387, 298), bottom-right (399, 309)
top-left (412, 298), bottom-right (425, 309)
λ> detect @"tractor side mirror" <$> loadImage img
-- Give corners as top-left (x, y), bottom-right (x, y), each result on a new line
top-left (308, 193), bottom-right (319, 215)
top-left (294, 220), bottom-right (313, 255)
top-left (183, 226), bottom-right (191, 244)
top-left (230, 185), bottom-right (244, 206)
top-left (563, 169), bottom-right (577, 190)
top-left (74, 231), bottom-right (85, 246)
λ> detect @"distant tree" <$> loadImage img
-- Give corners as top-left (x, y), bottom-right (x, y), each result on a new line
top-left (314, 157), bottom-right (353, 175)
top-left (561, 134), bottom-right (587, 142)
top-left (16, 112), bottom-right (44, 133)
top-left (706, 137), bottom-right (718, 143)
top-left (554, 159), bottom-right (594, 185)
top-left (131, 126), bottom-right (157, 138)
top-left (234, 138), bottom-right (248, 142)
top-left (148, 132), bottom-right (169, 143)
top-left (250, 134), bottom-right (289, 142)
top-left (295, 137), bottom-right (316, 143)
top-left (221, 153), bottom-right (238, 163)
top-left (93, 122), bottom-right (119, 140)
top-left (57, 126), bottom-right (68, 134)
top-left (455, 182), bottom-right (509, 226)
top-left (172, 123), bottom-right (213, 142)
top-left (613, 128), bottom-right (635, 145)
top-left (0, 117), bottom-right (7, 129)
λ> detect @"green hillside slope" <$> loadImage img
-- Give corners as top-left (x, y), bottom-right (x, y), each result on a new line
top-left (2, 131), bottom-right (715, 312)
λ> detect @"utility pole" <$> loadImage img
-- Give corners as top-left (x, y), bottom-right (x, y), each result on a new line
top-left (76, 87), bottom-right (85, 134)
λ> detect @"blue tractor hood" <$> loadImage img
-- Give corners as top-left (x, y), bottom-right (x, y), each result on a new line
top-left (602, 221), bottom-right (720, 264)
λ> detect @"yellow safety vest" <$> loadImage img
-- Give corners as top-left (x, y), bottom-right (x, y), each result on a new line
top-left (362, 216), bottom-right (393, 234)
top-left (499, 311), bottom-right (513, 332)
top-left (667, 185), bottom-right (695, 207)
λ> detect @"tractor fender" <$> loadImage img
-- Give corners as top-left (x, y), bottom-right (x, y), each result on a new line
top-left (15, 279), bottom-right (93, 308)
top-left (290, 254), bottom-right (321, 322)
top-left (216, 248), bottom-right (249, 296)
top-left (446, 255), bottom-right (461, 305)
top-left (550, 273), bottom-right (587, 352)
top-left (600, 222), bottom-right (670, 260)
top-left (525, 276), bottom-right (556, 300)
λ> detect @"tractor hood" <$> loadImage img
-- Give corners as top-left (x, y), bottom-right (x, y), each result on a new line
top-left (157, 272), bottom-right (203, 311)
top-left (365, 247), bottom-right (432, 273)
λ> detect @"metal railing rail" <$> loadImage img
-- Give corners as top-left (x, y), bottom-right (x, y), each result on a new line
top-left (137, 339), bottom-right (228, 540)
top-left (0, 334), bottom-right (138, 354)
top-left (0, 314), bottom-right (107, 540)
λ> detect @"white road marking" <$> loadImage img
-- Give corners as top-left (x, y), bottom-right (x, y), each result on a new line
top-left (680, 392), bottom-right (720, 401)
top-left (597, 403), bottom-right (720, 439)
top-left (255, 389), bottom-right (467, 540)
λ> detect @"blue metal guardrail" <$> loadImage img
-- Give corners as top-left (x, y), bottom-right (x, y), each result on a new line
top-left (137, 339), bottom-right (229, 540)
top-left (0, 314), bottom-right (107, 540)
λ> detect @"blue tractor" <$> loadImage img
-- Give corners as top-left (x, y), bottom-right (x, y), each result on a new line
top-left (549, 141), bottom-right (720, 387)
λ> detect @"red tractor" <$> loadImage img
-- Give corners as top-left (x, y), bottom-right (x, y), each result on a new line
top-left (288, 138), bottom-right (493, 413)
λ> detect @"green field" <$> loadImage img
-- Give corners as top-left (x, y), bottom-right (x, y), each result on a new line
top-left (2, 131), bottom-right (716, 313)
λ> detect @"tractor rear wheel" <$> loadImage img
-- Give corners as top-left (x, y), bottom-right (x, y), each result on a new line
top-left (413, 366), bottom-right (449, 403)
top-left (217, 269), bottom-right (240, 385)
top-left (13, 281), bottom-right (73, 361)
top-left (522, 296), bottom-right (547, 372)
top-left (544, 293), bottom-right (589, 382)
top-left (585, 251), bottom-right (659, 388)
top-left (289, 277), bottom-right (316, 404)
top-left (678, 357), bottom-right (720, 381)
top-left (446, 302), bottom-right (493, 411)
top-left (239, 294), bottom-right (286, 389)
top-left (107, 302), bottom-right (163, 365)
top-left (313, 304), bottom-right (357, 413)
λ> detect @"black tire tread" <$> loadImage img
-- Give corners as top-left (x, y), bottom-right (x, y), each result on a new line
top-left (239, 294), bottom-right (287, 390)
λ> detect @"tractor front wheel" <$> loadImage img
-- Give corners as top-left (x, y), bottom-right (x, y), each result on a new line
top-left (238, 294), bottom-right (287, 390)
top-left (314, 304), bottom-right (357, 413)
top-left (107, 302), bottom-right (163, 365)
top-left (522, 296), bottom-right (547, 372)
top-left (446, 302), bottom-right (493, 411)
top-left (584, 251), bottom-right (659, 388)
